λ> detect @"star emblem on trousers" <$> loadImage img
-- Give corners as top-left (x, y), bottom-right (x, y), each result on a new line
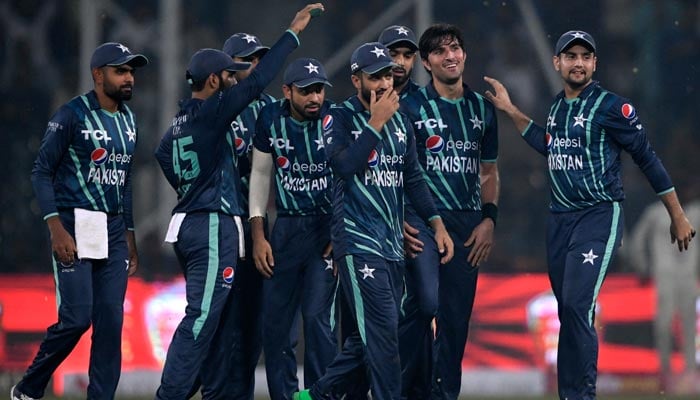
top-left (581, 249), bottom-right (599, 265)
top-left (359, 264), bottom-right (375, 279)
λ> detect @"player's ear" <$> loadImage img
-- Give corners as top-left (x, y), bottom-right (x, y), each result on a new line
top-left (552, 55), bottom-right (560, 71)
top-left (207, 73), bottom-right (218, 90)
top-left (350, 73), bottom-right (361, 90)
top-left (421, 58), bottom-right (431, 73)
top-left (282, 84), bottom-right (292, 100)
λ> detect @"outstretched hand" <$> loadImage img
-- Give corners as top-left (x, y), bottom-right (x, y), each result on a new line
top-left (288, 3), bottom-right (325, 35)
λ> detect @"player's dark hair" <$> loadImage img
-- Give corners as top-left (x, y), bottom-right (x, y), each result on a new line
top-left (418, 23), bottom-right (465, 61)
top-left (189, 71), bottom-right (224, 92)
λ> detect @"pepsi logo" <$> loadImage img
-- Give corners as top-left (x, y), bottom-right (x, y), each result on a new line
top-left (621, 103), bottom-right (636, 120)
top-left (222, 266), bottom-right (235, 284)
top-left (276, 156), bottom-right (291, 171)
top-left (545, 133), bottom-right (553, 150)
top-left (234, 137), bottom-right (247, 155)
top-left (425, 135), bottom-right (444, 153)
top-left (91, 148), bottom-right (108, 165)
top-left (322, 115), bottom-right (333, 130)
top-left (367, 150), bottom-right (379, 167)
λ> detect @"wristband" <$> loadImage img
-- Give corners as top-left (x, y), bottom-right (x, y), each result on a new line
top-left (481, 203), bottom-right (498, 226)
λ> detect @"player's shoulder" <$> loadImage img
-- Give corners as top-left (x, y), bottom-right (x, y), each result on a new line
top-left (594, 85), bottom-right (639, 121)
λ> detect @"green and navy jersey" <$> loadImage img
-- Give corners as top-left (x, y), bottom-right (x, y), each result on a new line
top-left (228, 92), bottom-right (276, 214)
top-left (521, 81), bottom-right (673, 213)
top-left (323, 96), bottom-right (438, 261)
top-left (399, 79), bottom-right (420, 99)
top-left (155, 31), bottom-right (299, 216)
top-left (254, 99), bottom-right (333, 216)
top-left (400, 81), bottom-right (498, 211)
top-left (31, 90), bottom-right (138, 229)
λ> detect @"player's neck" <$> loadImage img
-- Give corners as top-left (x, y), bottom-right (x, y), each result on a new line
top-left (433, 78), bottom-right (463, 99)
top-left (563, 80), bottom-right (593, 100)
top-left (94, 88), bottom-right (119, 113)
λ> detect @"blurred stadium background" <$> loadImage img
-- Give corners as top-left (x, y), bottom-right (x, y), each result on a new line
top-left (0, 0), bottom-right (698, 398)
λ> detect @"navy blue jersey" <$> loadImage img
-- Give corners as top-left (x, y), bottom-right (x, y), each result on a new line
top-left (155, 31), bottom-right (299, 216)
top-left (253, 99), bottom-right (333, 216)
top-left (323, 96), bottom-right (438, 261)
top-left (521, 81), bottom-right (673, 212)
top-left (399, 79), bottom-right (420, 99)
top-left (400, 82), bottom-right (498, 211)
top-left (229, 92), bottom-right (276, 214)
top-left (31, 90), bottom-right (138, 229)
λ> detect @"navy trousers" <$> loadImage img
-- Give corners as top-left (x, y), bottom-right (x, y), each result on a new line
top-left (17, 210), bottom-right (128, 400)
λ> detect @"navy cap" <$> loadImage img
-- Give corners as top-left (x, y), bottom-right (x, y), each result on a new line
top-left (554, 30), bottom-right (596, 55)
top-left (90, 42), bottom-right (148, 69)
top-left (350, 42), bottom-right (397, 74)
top-left (283, 58), bottom-right (332, 88)
top-left (222, 33), bottom-right (270, 58)
top-left (378, 25), bottom-right (418, 51)
top-left (186, 48), bottom-right (251, 83)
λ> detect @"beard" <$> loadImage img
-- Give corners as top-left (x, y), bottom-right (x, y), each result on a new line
top-left (563, 70), bottom-right (591, 89)
top-left (291, 100), bottom-right (321, 120)
top-left (104, 80), bottom-right (133, 102)
top-left (359, 84), bottom-right (386, 105)
top-left (392, 69), bottom-right (409, 88)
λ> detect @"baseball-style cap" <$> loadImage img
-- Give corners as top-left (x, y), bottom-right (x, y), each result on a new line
top-left (186, 48), bottom-right (251, 83)
top-left (350, 42), bottom-right (397, 74)
top-left (90, 42), bottom-right (149, 69)
top-left (378, 25), bottom-right (418, 50)
top-left (554, 30), bottom-right (596, 55)
top-left (283, 58), bottom-right (332, 88)
top-left (222, 33), bottom-right (270, 58)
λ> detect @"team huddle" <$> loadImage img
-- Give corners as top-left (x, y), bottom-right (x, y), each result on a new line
top-left (13, 3), bottom-right (696, 400)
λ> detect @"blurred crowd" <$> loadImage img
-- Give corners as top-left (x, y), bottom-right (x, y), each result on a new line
top-left (1, 0), bottom-right (698, 276)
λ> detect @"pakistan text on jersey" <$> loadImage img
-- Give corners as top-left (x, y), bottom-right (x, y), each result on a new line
top-left (87, 168), bottom-right (126, 186)
top-left (282, 175), bottom-right (329, 192)
top-left (363, 170), bottom-right (404, 187)
top-left (425, 155), bottom-right (479, 174)
top-left (548, 154), bottom-right (584, 171)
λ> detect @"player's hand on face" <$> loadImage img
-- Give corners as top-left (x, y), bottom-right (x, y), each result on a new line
top-left (369, 88), bottom-right (399, 125)
top-left (252, 238), bottom-right (275, 278)
top-left (289, 3), bottom-right (324, 34)
top-left (464, 219), bottom-right (494, 267)
top-left (403, 221), bottom-right (424, 258)
top-left (483, 76), bottom-right (513, 111)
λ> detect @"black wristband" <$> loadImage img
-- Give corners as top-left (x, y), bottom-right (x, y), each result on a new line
top-left (481, 203), bottom-right (498, 226)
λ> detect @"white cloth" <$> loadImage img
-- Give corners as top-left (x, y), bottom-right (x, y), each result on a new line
top-left (234, 215), bottom-right (245, 259)
top-left (164, 213), bottom-right (186, 243)
top-left (74, 208), bottom-right (108, 259)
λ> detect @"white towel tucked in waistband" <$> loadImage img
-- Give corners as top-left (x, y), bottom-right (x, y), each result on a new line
top-left (74, 208), bottom-right (108, 259)
top-left (165, 213), bottom-right (186, 243)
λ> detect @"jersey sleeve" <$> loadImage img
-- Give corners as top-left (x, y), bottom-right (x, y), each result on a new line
top-left (604, 98), bottom-right (673, 194)
top-left (253, 103), bottom-right (275, 153)
top-left (30, 105), bottom-right (76, 220)
top-left (480, 101), bottom-right (499, 162)
top-left (323, 106), bottom-right (381, 179)
top-left (520, 120), bottom-right (548, 156)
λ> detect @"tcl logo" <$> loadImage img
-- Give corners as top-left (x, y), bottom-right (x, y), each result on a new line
top-left (82, 129), bottom-right (112, 142)
top-left (414, 118), bottom-right (448, 130)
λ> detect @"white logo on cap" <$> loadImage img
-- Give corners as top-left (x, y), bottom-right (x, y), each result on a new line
top-left (370, 46), bottom-right (385, 58)
top-left (242, 34), bottom-right (257, 43)
top-left (351, 62), bottom-right (358, 71)
top-left (117, 44), bottom-right (130, 53)
top-left (304, 62), bottom-right (319, 74)
top-left (395, 26), bottom-right (409, 36)
top-left (572, 31), bottom-right (586, 39)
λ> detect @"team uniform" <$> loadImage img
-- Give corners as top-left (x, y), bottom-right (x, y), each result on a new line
top-left (520, 81), bottom-right (673, 399)
top-left (254, 99), bottom-right (337, 399)
top-left (19, 90), bottom-right (137, 399)
top-left (399, 82), bottom-right (498, 400)
top-left (196, 92), bottom-right (276, 400)
top-left (308, 96), bottom-right (439, 400)
top-left (398, 79), bottom-right (420, 99)
top-left (153, 31), bottom-right (299, 400)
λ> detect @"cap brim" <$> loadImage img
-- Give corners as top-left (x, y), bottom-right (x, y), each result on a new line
top-left (362, 61), bottom-right (398, 75)
top-left (226, 61), bottom-right (253, 71)
top-left (107, 54), bottom-right (149, 68)
top-left (384, 39), bottom-right (418, 51)
top-left (237, 46), bottom-right (270, 57)
top-left (292, 78), bottom-right (333, 88)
